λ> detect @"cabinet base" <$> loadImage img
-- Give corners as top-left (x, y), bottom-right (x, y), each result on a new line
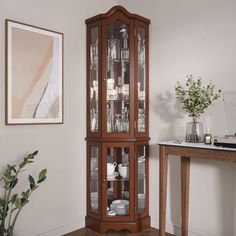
top-left (85, 215), bottom-right (150, 233)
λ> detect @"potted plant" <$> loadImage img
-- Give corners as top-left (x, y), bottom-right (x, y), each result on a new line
top-left (175, 75), bottom-right (221, 142)
top-left (0, 151), bottom-right (47, 236)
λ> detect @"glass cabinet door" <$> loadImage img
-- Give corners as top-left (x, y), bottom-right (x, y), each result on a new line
top-left (88, 26), bottom-right (99, 133)
top-left (104, 145), bottom-right (134, 220)
top-left (136, 26), bottom-right (148, 136)
top-left (88, 145), bottom-right (100, 216)
top-left (136, 144), bottom-right (148, 216)
top-left (106, 21), bottom-right (130, 134)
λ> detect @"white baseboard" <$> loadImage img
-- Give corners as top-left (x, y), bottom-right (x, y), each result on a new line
top-left (151, 217), bottom-right (216, 236)
top-left (25, 217), bottom-right (85, 236)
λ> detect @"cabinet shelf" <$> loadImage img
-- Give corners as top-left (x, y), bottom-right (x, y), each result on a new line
top-left (107, 177), bottom-right (129, 182)
top-left (107, 99), bottom-right (129, 103)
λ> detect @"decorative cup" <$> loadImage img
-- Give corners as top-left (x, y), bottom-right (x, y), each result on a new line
top-left (107, 162), bottom-right (117, 176)
top-left (118, 164), bottom-right (129, 178)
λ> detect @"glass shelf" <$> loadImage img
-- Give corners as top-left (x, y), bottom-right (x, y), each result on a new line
top-left (107, 177), bottom-right (129, 182)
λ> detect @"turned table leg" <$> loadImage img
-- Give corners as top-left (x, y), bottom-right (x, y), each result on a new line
top-left (181, 156), bottom-right (190, 236)
top-left (159, 146), bottom-right (168, 236)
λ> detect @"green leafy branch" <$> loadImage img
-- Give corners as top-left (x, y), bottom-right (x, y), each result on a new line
top-left (175, 75), bottom-right (221, 119)
top-left (0, 151), bottom-right (47, 236)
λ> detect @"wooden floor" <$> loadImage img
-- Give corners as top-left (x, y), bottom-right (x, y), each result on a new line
top-left (64, 227), bottom-right (174, 236)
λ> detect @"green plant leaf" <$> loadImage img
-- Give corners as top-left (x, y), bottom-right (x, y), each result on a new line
top-left (19, 161), bottom-right (27, 169)
top-left (20, 197), bottom-right (29, 206)
top-left (3, 172), bottom-right (14, 182)
top-left (3, 185), bottom-right (11, 191)
top-left (38, 169), bottom-right (47, 183)
top-left (0, 197), bottom-right (5, 208)
top-left (0, 208), bottom-right (3, 220)
top-left (21, 192), bottom-right (28, 199)
top-left (10, 194), bottom-right (18, 205)
top-left (15, 198), bottom-right (21, 208)
top-left (9, 178), bottom-right (18, 188)
top-left (28, 175), bottom-right (36, 190)
top-left (33, 150), bottom-right (38, 156)
top-left (27, 161), bottom-right (34, 164)
top-left (31, 185), bottom-right (39, 191)
top-left (7, 164), bottom-right (17, 173)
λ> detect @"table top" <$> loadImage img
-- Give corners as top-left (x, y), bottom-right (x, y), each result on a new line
top-left (158, 141), bottom-right (236, 152)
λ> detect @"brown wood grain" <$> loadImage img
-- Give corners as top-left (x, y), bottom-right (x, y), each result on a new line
top-left (85, 6), bottom-right (150, 233)
top-left (181, 157), bottom-right (190, 236)
top-left (65, 227), bottom-right (175, 236)
top-left (85, 5), bottom-right (150, 25)
top-left (164, 146), bottom-right (236, 163)
top-left (159, 146), bottom-right (168, 236)
top-left (159, 144), bottom-right (236, 236)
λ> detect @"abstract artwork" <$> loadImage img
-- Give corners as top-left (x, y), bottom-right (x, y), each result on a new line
top-left (6, 20), bottom-right (63, 124)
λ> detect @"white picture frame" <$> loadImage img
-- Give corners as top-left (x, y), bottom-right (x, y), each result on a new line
top-left (6, 19), bottom-right (64, 124)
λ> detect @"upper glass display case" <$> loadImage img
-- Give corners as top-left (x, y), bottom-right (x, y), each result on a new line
top-left (86, 8), bottom-right (149, 139)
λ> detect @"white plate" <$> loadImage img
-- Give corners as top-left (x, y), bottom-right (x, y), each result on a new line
top-left (107, 172), bottom-right (119, 180)
top-left (112, 199), bottom-right (129, 206)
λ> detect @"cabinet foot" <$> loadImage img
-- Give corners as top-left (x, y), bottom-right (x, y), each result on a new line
top-left (85, 215), bottom-right (150, 233)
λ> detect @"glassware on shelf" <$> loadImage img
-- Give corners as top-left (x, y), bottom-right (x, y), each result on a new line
top-left (138, 34), bottom-right (145, 65)
top-left (107, 103), bottom-right (114, 133)
top-left (107, 78), bottom-right (115, 90)
top-left (120, 27), bottom-right (129, 62)
top-left (122, 84), bottom-right (129, 100)
top-left (90, 109), bottom-right (98, 132)
top-left (115, 114), bottom-right (122, 132)
top-left (107, 36), bottom-right (120, 62)
top-left (93, 80), bottom-right (98, 100)
top-left (107, 110), bottom-right (113, 133)
top-left (107, 58), bottom-right (114, 72)
top-left (138, 108), bottom-right (145, 132)
top-left (90, 38), bottom-right (98, 67)
top-left (107, 88), bottom-right (117, 101)
top-left (121, 107), bottom-right (129, 132)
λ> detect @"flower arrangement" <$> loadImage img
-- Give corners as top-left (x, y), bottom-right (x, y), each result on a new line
top-left (175, 75), bottom-right (221, 120)
top-left (175, 75), bottom-right (221, 142)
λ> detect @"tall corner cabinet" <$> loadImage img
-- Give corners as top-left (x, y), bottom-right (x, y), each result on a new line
top-left (85, 5), bottom-right (150, 233)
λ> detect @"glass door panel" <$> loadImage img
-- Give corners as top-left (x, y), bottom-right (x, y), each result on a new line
top-left (137, 145), bottom-right (146, 214)
top-left (89, 26), bottom-right (99, 133)
top-left (106, 147), bottom-right (130, 217)
top-left (137, 27), bottom-right (146, 133)
top-left (106, 21), bottom-right (130, 133)
top-left (90, 146), bottom-right (99, 214)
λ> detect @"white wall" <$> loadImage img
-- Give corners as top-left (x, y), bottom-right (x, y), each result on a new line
top-left (1, 0), bottom-right (236, 236)
top-left (118, 0), bottom-right (236, 236)
top-left (0, 1), bottom-right (117, 236)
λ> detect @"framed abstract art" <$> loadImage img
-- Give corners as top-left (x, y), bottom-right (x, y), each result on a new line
top-left (5, 19), bottom-right (63, 124)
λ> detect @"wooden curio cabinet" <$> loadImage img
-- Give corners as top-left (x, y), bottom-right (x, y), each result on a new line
top-left (85, 6), bottom-right (150, 233)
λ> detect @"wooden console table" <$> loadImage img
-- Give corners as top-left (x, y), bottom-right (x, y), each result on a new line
top-left (158, 141), bottom-right (236, 236)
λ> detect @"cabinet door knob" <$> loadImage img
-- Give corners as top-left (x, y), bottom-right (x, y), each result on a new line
top-left (103, 78), bottom-right (106, 81)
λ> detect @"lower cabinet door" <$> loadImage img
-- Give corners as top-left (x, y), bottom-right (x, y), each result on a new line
top-left (87, 143), bottom-right (101, 219)
top-left (102, 143), bottom-right (135, 221)
top-left (136, 142), bottom-right (149, 218)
